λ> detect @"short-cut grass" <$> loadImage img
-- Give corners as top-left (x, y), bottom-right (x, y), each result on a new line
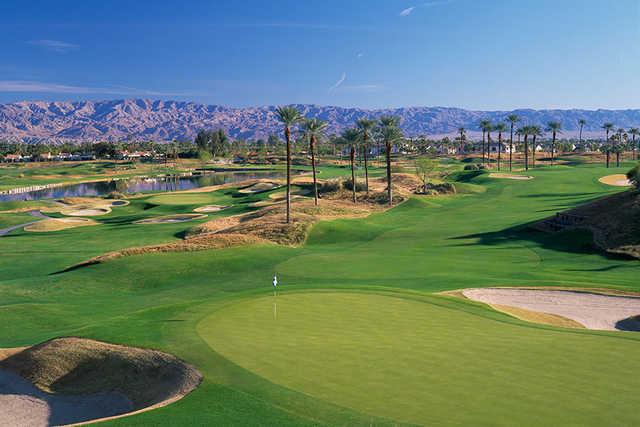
top-left (200, 291), bottom-right (640, 426)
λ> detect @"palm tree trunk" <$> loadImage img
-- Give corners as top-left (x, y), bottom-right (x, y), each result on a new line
top-left (350, 145), bottom-right (356, 203)
top-left (487, 131), bottom-right (492, 166)
top-left (497, 131), bottom-right (502, 171)
top-left (363, 134), bottom-right (369, 195)
top-left (579, 125), bottom-right (583, 147)
top-left (310, 135), bottom-right (319, 206)
top-left (524, 134), bottom-right (529, 171)
top-left (386, 142), bottom-right (392, 206)
top-left (285, 126), bottom-right (292, 223)
top-left (481, 131), bottom-right (486, 164)
top-left (606, 151), bottom-right (610, 168)
top-left (509, 125), bottom-right (514, 172)
top-left (551, 132), bottom-right (556, 166)
top-left (616, 151), bottom-right (620, 167)
top-left (532, 136), bottom-right (536, 168)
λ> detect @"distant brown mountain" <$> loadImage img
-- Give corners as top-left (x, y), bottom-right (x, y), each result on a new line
top-left (0, 99), bottom-right (639, 142)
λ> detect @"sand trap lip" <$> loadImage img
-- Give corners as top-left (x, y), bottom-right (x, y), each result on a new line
top-left (463, 288), bottom-right (640, 331)
top-left (193, 205), bottom-right (229, 213)
top-left (0, 337), bottom-right (202, 427)
top-left (488, 173), bottom-right (534, 180)
top-left (135, 214), bottom-right (207, 224)
top-left (237, 182), bottom-right (281, 194)
top-left (24, 217), bottom-right (97, 232)
top-left (598, 174), bottom-right (632, 187)
top-left (65, 208), bottom-right (111, 217)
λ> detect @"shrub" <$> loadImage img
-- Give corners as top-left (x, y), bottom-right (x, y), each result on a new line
top-left (464, 164), bottom-right (479, 171)
top-left (627, 164), bottom-right (640, 190)
top-left (318, 179), bottom-right (342, 194)
top-left (105, 191), bottom-right (126, 199)
top-left (342, 178), bottom-right (367, 192)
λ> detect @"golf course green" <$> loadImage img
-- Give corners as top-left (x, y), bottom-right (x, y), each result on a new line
top-left (1, 160), bottom-right (639, 425)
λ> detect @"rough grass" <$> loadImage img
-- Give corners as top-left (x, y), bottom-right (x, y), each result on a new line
top-left (0, 337), bottom-right (201, 409)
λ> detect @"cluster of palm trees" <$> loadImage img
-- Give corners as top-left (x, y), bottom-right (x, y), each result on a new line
top-left (458, 117), bottom-right (640, 171)
top-left (275, 106), bottom-right (403, 223)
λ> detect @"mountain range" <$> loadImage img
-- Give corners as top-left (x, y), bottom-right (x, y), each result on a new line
top-left (0, 99), bottom-right (639, 142)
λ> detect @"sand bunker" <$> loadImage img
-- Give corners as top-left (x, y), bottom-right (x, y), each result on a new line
top-left (0, 337), bottom-right (201, 427)
top-left (237, 182), bottom-right (281, 194)
top-left (24, 217), bottom-right (97, 232)
top-left (193, 205), bottom-right (229, 213)
top-left (135, 214), bottom-right (207, 224)
top-left (598, 174), bottom-right (632, 187)
top-left (488, 173), bottom-right (534, 180)
top-left (65, 207), bottom-right (111, 217)
top-left (463, 288), bottom-right (640, 331)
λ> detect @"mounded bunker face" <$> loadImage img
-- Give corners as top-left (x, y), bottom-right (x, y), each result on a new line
top-left (0, 337), bottom-right (202, 427)
top-left (24, 217), bottom-right (98, 232)
top-left (65, 207), bottom-right (111, 216)
top-left (193, 205), bottom-right (229, 213)
top-left (237, 181), bottom-right (281, 194)
top-left (462, 288), bottom-right (640, 331)
top-left (198, 291), bottom-right (640, 426)
top-left (488, 173), bottom-right (534, 180)
top-left (598, 174), bottom-right (632, 187)
top-left (135, 214), bottom-right (207, 224)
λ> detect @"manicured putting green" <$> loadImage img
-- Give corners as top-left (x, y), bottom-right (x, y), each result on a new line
top-left (200, 291), bottom-right (640, 426)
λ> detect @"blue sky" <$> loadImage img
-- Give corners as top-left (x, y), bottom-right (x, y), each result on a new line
top-left (0, 0), bottom-right (638, 109)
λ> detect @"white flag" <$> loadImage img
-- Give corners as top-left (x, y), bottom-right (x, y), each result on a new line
top-left (272, 274), bottom-right (278, 287)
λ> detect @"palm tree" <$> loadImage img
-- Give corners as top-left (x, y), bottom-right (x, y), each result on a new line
top-left (457, 127), bottom-right (466, 155)
top-left (302, 118), bottom-right (328, 206)
top-left (600, 144), bottom-right (611, 168)
top-left (357, 118), bottom-right (376, 195)
top-left (485, 123), bottom-right (494, 165)
top-left (479, 119), bottom-right (491, 164)
top-left (530, 125), bottom-right (542, 168)
top-left (615, 128), bottom-right (626, 166)
top-left (342, 128), bottom-right (360, 203)
top-left (578, 119), bottom-right (586, 149)
top-left (629, 127), bottom-right (639, 161)
top-left (546, 121), bottom-right (562, 166)
top-left (276, 106), bottom-right (302, 223)
top-left (506, 114), bottom-right (519, 171)
top-left (494, 123), bottom-right (507, 171)
top-left (520, 126), bottom-right (531, 171)
top-left (378, 116), bottom-right (403, 206)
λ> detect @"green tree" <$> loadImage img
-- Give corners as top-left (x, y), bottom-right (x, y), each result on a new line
top-left (357, 118), bottom-right (376, 195)
top-left (457, 127), bottom-right (466, 155)
top-left (494, 123), bottom-right (507, 171)
top-left (506, 114), bottom-right (519, 171)
top-left (302, 118), bottom-right (328, 206)
top-left (342, 128), bottom-right (361, 203)
top-left (578, 119), bottom-right (586, 148)
top-left (629, 127), bottom-right (639, 161)
top-left (378, 116), bottom-right (403, 206)
top-left (414, 158), bottom-right (438, 193)
top-left (479, 119), bottom-right (491, 164)
top-left (546, 121), bottom-right (562, 166)
top-left (626, 164), bottom-right (640, 190)
top-left (276, 106), bottom-right (302, 223)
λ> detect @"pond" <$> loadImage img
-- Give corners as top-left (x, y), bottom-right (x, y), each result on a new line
top-left (0, 170), bottom-right (287, 202)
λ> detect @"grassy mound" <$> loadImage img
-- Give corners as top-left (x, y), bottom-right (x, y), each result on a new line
top-left (24, 217), bottom-right (98, 232)
top-left (237, 181), bottom-right (281, 194)
top-left (488, 173), bottom-right (534, 180)
top-left (135, 214), bottom-right (207, 224)
top-left (193, 204), bottom-right (230, 212)
top-left (0, 337), bottom-right (202, 410)
top-left (535, 190), bottom-right (640, 258)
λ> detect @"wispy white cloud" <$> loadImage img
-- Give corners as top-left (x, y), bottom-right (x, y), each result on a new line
top-left (399, 6), bottom-right (416, 16)
top-left (356, 52), bottom-right (364, 59)
top-left (328, 72), bottom-right (347, 92)
top-left (27, 39), bottom-right (79, 53)
top-left (400, 1), bottom-right (452, 17)
top-left (0, 80), bottom-right (188, 96)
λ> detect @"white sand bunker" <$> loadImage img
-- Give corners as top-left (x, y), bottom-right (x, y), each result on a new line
top-left (193, 205), bottom-right (229, 213)
top-left (488, 173), bottom-right (534, 180)
top-left (463, 288), bottom-right (640, 331)
top-left (237, 182), bottom-right (281, 194)
top-left (135, 214), bottom-right (207, 224)
top-left (65, 207), bottom-right (111, 217)
top-left (598, 174), bottom-right (632, 187)
top-left (0, 337), bottom-right (202, 427)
